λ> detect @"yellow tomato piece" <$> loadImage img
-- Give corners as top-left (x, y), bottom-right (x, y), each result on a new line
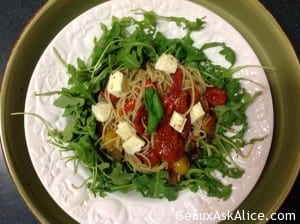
top-left (173, 154), bottom-right (190, 175)
top-left (102, 130), bottom-right (118, 151)
top-left (108, 149), bottom-right (123, 162)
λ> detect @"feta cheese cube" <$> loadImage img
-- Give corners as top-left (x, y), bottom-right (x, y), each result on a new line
top-left (169, 111), bottom-right (187, 133)
top-left (107, 71), bottom-right (124, 97)
top-left (154, 54), bottom-right (178, 74)
top-left (122, 135), bottom-right (145, 155)
top-left (92, 102), bottom-right (112, 122)
top-left (190, 102), bottom-right (205, 123)
top-left (116, 121), bottom-right (136, 141)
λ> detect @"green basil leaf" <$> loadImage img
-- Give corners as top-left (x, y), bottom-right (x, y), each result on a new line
top-left (143, 88), bottom-right (164, 134)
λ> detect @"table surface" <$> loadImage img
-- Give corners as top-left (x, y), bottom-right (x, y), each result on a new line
top-left (0, 0), bottom-right (299, 223)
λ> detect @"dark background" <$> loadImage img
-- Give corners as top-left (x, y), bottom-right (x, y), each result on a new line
top-left (0, 0), bottom-right (299, 223)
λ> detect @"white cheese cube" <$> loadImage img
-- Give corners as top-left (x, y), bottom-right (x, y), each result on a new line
top-left (116, 121), bottom-right (136, 141)
top-left (154, 54), bottom-right (178, 74)
top-left (107, 71), bottom-right (124, 97)
top-left (169, 111), bottom-right (187, 133)
top-left (122, 135), bottom-right (145, 155)
top-left (92, 102), bottom-right (112, 122)
top-left (190, 102), bottom-right (205, 123)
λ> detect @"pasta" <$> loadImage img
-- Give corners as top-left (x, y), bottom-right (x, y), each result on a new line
top-left (98, 62), bottom-right (208, 174)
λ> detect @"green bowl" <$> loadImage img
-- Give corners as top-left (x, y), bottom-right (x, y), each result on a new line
top-left (1, 1), bottom-right (299, 223)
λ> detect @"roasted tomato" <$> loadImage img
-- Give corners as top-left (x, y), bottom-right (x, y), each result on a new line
top-left (123, 98), bottom-right (136, 113)
top-left (174, 91), bottom-right (189, 113)
top-left (201, 112), bottom-right (216, 136)
top-left (187, 147), bottom-right (201, 160)
top-left (168, 170), bottom-right (180, 184)
top-left (153, 122), bottom-right (184, 163)
top-left (163, 68), bottom-right (183, 116)
top-left (205, 87), bottom-right (227, 107)
top-left (102, 130), bottom-right (122, 162)
top-left (108, 149), bottom-right (123, 162)
top-left (180, 116), bottom-right (191, 140)
top-left (143, 150), bottom-right (161, 167)
top-left (99, 90), bottom-right (120, 106)
top-left (133, 104), bottom-right (147, 135)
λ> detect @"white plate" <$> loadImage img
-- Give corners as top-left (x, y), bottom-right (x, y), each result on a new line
top-left (24, 0), bottom-right (273, 223)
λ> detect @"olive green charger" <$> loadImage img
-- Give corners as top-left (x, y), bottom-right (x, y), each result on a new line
top-left (1, 1), bottom-right (299, 223)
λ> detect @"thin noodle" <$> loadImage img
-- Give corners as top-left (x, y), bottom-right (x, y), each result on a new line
top-left (101, 62), bottom-right (207, 173)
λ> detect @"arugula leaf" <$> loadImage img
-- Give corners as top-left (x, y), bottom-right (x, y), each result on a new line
top-left (180, 168), bottom-right (232, 200)
top-left (220, 47), bottom-right (236, 66)
top-left (199, 154), bottom-right (244, 179)
top-left (69, 135), bottom-right (98, 167)
top-left (117, 48), bottom-right (141, 68)
top-left (201, 42), bottom-right (236, 66)
top-left (137, 10), bottom-right (206, 32)
top-left (198, 61), bottom-right (227, 87)
top-left (167, 16), bottom-right (205, 31)
top-left (133, 171), bottom-right (177, 200)
top-left (62, 116), bottom-right (76, 142)
top-left (54, 94), bottom-right (85, 108)
top-left (108, 163), bottom-right (135, 185)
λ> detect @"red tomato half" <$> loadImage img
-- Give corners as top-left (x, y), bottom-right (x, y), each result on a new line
top-left (124, 98), bottom-right (136, 113)
top-left (205, 87), bottom-right (227, 107)
top-left (163, 68), bottom-right (183, 116)
top-left (134, 104), bottom-right (147, 135)
top-left (110, 94), bottom-right (120, 105)
top-left (143, 150), bottom-right (161, 167)
top-left (174, 91), bottom-right (188, 113)
top-left (153, 122), bottom-right (184, 163)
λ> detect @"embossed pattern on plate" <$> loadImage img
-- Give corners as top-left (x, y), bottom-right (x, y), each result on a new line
top-left (24, 0), bottom-right (273, 223)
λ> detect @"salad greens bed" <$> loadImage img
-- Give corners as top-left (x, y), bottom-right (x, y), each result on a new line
top-left (41, 10), bottom-right (263, 201)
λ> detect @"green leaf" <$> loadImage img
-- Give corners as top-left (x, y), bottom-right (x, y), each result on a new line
top-left (224, 79), bottom-right (242, 102)
top-left (62, 116), bottom-right (76, 142)
top-left (181, 168), bottom-right (232, 200)
top-left (200, 154), bottom-right (244, 178)
top-left (77, 58), bottom-right (87, 70)
top-left (98, 162), bottom-right (110, 171)
top-left (220, 47), bottom-right (236, 66)
top-left (198, 60), bottom-right (227, 88)
top-left (54, 95), bottom-right (85, 108)
top-left (138, 10), bottom-right (205, 32)
top-left (70, 136), bottom-right (97, 167)
top-left (201, 42), bottom-right (236, 66)
top-left (143, 88), bottom-right (164, 134)
top-left (117, 48), bottom-right (141, 69)
top-left (108, 163), bottom-right (135, 185)
top-left (170, 16), bottom-right (205, 31)
top-left (133, 171), bottom-right (177, 200)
